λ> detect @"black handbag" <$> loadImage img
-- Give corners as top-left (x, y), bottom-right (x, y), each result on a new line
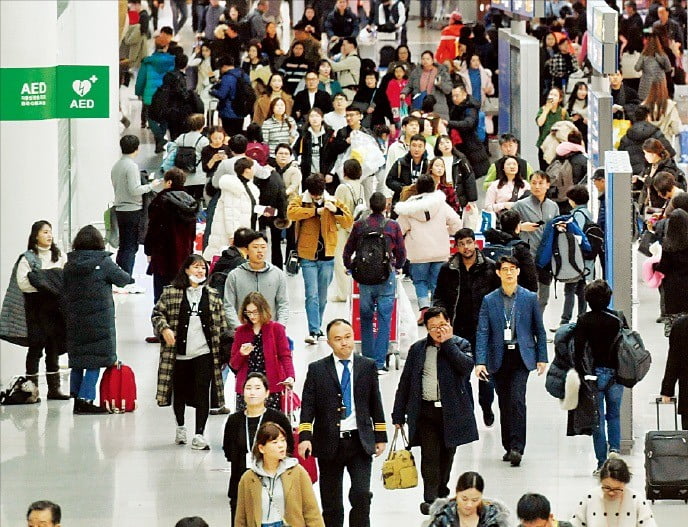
top-left (285, 251), bottom-right (300, 276)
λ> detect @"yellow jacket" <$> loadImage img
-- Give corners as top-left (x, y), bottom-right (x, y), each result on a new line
top-left (287, 191), bottom-right (353, 260)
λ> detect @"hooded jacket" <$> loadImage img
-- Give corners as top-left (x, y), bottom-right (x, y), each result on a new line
top-left (394, 190), bottom-right (463, 263)
top-left (386, 152), bottom-right (429, 204)
top-left (63, 250), bottom-right (131, 369)
top-left (554, 140), bottom-right (588, 187)
top-left (144, 189), bottom-right (198, 279)
top-left (135, 51), bottom-right (175, 105)
top-left (448, 95), bottom-right (490, 177)
top-left (223, 261), bottom-right (290, 332)
top-left (655, 209), bottom-right (688, 315)
top-left (208, 246), bottom-right (246, 295)
top-left (483, 229), bottom-right (539, 292)
top-left (618, 121), bottom-right (676, 176)
top-left (210, 68), bottom-right (252, 120)
top-left (235, 457), bottom-right (324, 527)
top-left (424, 497), bottom-right (511, 527)
top-left (204, 173), bottom-right (260, 261)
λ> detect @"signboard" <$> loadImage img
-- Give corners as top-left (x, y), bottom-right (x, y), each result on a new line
top-left (588, 89), bottom-right (613, 171)
top-left (491, 0), bottom-right (512, 12)
top-left (0, 65), bottom-right (109, 121)
top-left (588, 37), bottom-right (618, 74)
top-left (511, 0), bottom-right (546, 18)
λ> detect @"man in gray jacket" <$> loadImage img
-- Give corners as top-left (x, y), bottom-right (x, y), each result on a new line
top-left (111, 135), bottom-right (162, 279)
top-left (223, 231), bottom-right (289, 332)
top-left (511, 171), bottom-right (559, 313)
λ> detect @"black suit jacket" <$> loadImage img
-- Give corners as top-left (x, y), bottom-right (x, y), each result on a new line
top-left (293, 89), bottom-right (334, 121)
top-left (299, 353), bottom-right (387, 459)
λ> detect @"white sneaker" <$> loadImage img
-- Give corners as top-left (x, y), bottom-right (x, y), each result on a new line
top-left (191, 434), bottom-right (210, 450)
top-left (608, 451), bottom-right (621, 460)
top-left (124, 283), bottom-right (146, 294)
top-left (304, 334), bottom-right (317, 345)
top-left (175, 426), bottom-right (187, 445)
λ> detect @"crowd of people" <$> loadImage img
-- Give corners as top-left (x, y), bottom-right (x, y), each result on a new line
top-left (7, 0), bottom-right (688, 526)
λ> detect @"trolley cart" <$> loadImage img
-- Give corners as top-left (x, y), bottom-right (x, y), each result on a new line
top-left (348, 279), bottom-right (401, 370)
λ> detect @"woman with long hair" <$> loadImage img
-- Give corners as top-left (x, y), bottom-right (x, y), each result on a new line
top-left (400, 157), bottom-right (459, 212)
top-left (152, 254), bottom-right (228, 450)
top-left (223, 372), bottom-right (294, 523)
top-left (229, 292), bottom-right (295, 412)
top-left (635, 34), bottom-right (672, 100)
top-left (536, 87), bottom-right (569, 170)
top-left (294, 107), bottom-right (335, 194)
top-left (427, 471), bottom-right (510, 526)
top-left (317, 59), bottom-right (343, 96)
top-left (637, 137), bottom-right (684, 211)
top-left (261, 21), bottom-right (283, 70)
top-left (643, 79), bottom-right (682, 143)
top-left (567, 81), bottom-right (589, 147)
top-left (64, 225), bottom-right (132, 414)
top-left (261, 97), bottom-right (298, 158)
top-left (540, 31), bottom-right (558, 102)
top-left (253, 72), bottom-right (294, 126)
top-left (241, 40), bottom-right (271, 95)
top-left (484, 156), bottom-right (530, 213)
top-left (235, 421), bottom-right (325, 527)
top-left (14, 221), bottom-right (68, 399)
top-left (434, 135), bottom-right (478, 217)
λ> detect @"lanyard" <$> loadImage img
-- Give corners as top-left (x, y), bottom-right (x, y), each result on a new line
top-left (504, 299), bottom-right (517, 329)
top-left (245, 410), bottom-right (266, 455)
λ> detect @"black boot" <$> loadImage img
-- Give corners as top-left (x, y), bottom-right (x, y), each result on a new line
top-left (74, 398), bottom-right (108, 415)
top-left (25, 374), bottom-right (39, 390)
top-left (46, 373), bottom-right (70, 400)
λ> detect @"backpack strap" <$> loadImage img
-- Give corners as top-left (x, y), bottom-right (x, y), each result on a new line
top-left (565, 231), bottom-right (586, 277)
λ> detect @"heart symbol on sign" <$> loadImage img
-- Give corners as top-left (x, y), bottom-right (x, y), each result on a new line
top-left (72, 79), bottom-right (92, 97)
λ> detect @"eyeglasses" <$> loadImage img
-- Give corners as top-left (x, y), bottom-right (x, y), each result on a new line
top-left (427, 324), bottom-right (451, 333)
top-left (244, 310), bottom-right (259, 317)
top-left (601, 485), bottom-right (625, 494)
top-left (499, 267), bottom-right (518, 274)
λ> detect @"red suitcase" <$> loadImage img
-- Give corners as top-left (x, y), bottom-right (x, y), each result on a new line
top-left (100, 361), bottom-right (137, 413)
top-left (284, 386), bottom-right (318, 483)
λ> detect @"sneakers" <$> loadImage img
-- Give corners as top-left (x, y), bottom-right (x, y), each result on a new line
top-left (175, 426), bottom-right (187, 445)
top-left (509, 449), bottom-right (522, 467)
top-left (377, 367), bottom-right (389, 376)
top-left (209, 406), bottom-right (231, 415)
top-left (502, 451), bottom-right (511, 462)
top-left (592, 467), bottom-right (602, 477)
top-left (191, 434), bottom-right (210, 450)
top-left (304, 334), bottom-right (318, 345)
top-left (608, 451), bottom-right (621, 460)
top-left (124, 283), bottom-right (146, 294)
top-left (316, 331), bottom-right (326, 341)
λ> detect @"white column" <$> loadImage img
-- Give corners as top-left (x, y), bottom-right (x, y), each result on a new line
top-left (0, 1), bottom-right (59, 330)
top-left (58, 0), bottom-right (121, 233)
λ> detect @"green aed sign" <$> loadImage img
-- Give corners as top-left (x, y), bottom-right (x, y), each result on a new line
top-left (0, 65), bottom-right (109, 121)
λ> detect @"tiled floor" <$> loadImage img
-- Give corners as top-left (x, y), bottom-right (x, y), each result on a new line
top-left (3, 17), bottom-right (688, 527)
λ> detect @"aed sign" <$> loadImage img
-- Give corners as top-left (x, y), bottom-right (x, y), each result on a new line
top-left (0, 65), bottom-right (109, 121)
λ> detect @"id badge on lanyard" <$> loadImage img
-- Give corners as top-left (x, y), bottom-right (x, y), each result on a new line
top-left (246, 411), bottom-right (265, 467)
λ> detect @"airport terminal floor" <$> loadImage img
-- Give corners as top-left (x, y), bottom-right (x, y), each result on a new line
top-left (2, 3), bottom-right (688, 526)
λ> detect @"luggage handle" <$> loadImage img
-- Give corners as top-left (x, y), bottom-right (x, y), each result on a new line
top-left (655, 397), bottom-right (679, 430)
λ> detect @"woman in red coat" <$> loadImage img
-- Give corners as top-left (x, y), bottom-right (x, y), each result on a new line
top-left (229, 291), bottom-right (295, 411)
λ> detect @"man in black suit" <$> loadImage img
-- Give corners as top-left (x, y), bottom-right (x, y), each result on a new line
top-left (293, 70), bottom-right (334, 123)
top-left (298, 318), bottom-right (387, 527)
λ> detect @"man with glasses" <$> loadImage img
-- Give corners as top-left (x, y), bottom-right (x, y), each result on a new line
top-left (475, 256), bottom-right (548, 467)
top-left (293, 70), bottom-right (334, 123)
top-left (392, 306), bottom-right (477, 515)
top-left (433, 228), bottom-right (500, 427)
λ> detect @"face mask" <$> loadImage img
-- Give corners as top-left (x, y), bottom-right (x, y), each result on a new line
top-left (189, 274), bottom-right (205, 284)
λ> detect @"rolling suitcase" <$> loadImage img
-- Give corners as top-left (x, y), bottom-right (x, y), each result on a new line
top-left (100, 361), bottom-right (137, 413)
top-left (645, 397), bottom-right (688, 503)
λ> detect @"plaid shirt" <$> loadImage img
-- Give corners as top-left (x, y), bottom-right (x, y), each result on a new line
top-left (342, 213), bottom-right (407, 270)
top-left (548, 51), bottom-right (577, 80)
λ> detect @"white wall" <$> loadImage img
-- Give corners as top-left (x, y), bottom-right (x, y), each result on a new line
top-left (0, 0), bottom-right (59, 360)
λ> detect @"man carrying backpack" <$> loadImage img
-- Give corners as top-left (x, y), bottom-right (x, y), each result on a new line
top-left (343, 192), bottom-right (406, 373)
top-left (210, 55), bottom-right (254, 136)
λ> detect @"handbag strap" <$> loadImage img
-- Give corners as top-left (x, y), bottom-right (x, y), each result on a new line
top-left (386, 428), bottom-right (400, 460)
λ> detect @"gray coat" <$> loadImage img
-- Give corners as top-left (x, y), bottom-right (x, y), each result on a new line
top-left (0, 251), bottom-right (40, 347)
top-left (402, 62), bottom-right (453, 120)
top-left (63, 251), bottom-right (131, 369)
top-left (511, 194), bottom-right (560, 259)
top-left (635, 53), bottom-right (672, 100)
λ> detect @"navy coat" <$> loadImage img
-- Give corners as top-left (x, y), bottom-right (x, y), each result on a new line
top-left (476, 286), bottom-right (548, 373)
top-left (63, 250), bottom-right (131, 369)
top-left (392, 336), bottom-right (478, 448)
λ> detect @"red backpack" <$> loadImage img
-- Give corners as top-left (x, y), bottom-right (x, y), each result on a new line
top-left (100, 361), bottom-right (137, 413)
top-left (245, 142), bottom-right (269, 166)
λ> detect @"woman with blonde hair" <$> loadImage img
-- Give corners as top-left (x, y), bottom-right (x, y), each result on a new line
top-left (229, 291), bottom-right (295, 412)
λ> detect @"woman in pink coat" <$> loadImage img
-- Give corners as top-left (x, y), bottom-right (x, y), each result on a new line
top-left (229, 291), bottom-right (295, 411)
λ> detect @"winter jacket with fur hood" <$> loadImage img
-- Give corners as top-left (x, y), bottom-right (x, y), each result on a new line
top-left (204, 173), bottom-right (260, 261)
top-left (394, 190), bottom-right (463, 263)
top-left (424, 497), bottom-right (511, 527)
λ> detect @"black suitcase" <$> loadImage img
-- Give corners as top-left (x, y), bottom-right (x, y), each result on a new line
top-left (644, 397), bottom-right (688, 503)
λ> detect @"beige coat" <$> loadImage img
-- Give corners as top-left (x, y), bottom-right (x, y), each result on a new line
top-left (253, 92), bottom-right (294, 126)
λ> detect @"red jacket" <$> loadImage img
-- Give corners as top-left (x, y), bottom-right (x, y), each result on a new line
top-left (229, 320), bottom-right (295, 393)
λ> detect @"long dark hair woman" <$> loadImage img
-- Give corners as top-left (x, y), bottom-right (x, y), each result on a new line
top-left (14, 220), bottom-right (68, 399)
top-left (223, 372), bottom-right (293, 523)
top-left (484, 155), bottom-right (530, 213)
top-left (152, 254), bottom-right (228, 450)
top-left (64, 225), bottom-right (132, 414)
top-left (638, 138), bottom-right (684, 210)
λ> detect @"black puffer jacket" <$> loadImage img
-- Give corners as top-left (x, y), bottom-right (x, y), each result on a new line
top-left (63, 251), bottom-right (131, 369)
top-left (618, 121), bottom-right (676, 175)
top-left (447, 151), bottom-right (478, 209)
top-left (638, 157), bottom-right (686, 209)
top-left (483, 229), bottom-right (539, 292)
top-left (655, 209), bottom-right (688, 315)
top-left (254, 169), bottom-right (288, 230)
top-left (448, 95), bottom-right (490, 177)
top-left (426, 497), bottom-right (511, 527)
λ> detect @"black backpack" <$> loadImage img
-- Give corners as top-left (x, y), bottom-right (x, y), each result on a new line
top-left (231, 70), bottom-right (257, 118)
top-left (0, 376), bottom-right (40, 405)
top-left (351, 220), bottom-right (391, 286)
top-left (573, 209), bottom-right (604, 260)
top-left (174, 134), bottom-right (203, 173)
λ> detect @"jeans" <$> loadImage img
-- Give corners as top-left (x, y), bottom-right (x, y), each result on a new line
top-left (172, 0), bottom-right (188, 33)
top-left (561, 279), bottom-right (587, 324)
top-left (592, 367), bottom-right (624, 468)
top-left (115, 209), bottom-right (143, 276)
top-left (409, 261), bottom-right (443, 310)
top-left (70, 368), bottom-right (100, 401)
top-left (420, 0), bottom-right (433, 19)
top-left (319, 435), bottom-right (372, 527)
top-left (192, 1), bottom-right (207, 33)
top-left (301, 258), bottom-right (334, 334)
top-left (537, 266), bottom-right (552, 314)
top-left (493, 348), bottom-right (530, 454)
top-left (359, 276), bottom-right (396, 368)
top-left (419, 401), bottom-right (456, 504)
